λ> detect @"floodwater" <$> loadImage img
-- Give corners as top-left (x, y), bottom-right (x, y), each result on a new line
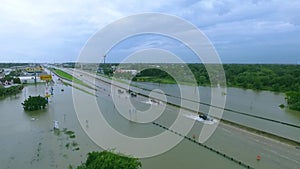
top-left (0, 83), bottom-right (240, 169)
top-left (0, 74), bottom-right (300, 169)
top-left (130, 82), bottom-right (300, 142)
top-left (0, 83), bottom-right (101, 169)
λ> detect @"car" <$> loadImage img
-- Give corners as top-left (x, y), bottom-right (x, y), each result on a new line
top-left (199, 114), bottom-right (208, 120)
top-left (130, 92), bottom-right (137, 97)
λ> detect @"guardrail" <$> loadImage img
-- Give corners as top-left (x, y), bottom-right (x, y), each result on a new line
top-left (152, 122), bottom-right (255, 169)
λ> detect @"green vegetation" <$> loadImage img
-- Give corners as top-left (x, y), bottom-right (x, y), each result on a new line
top-left (65, 143), bottom-right (70, 148)
top-left (64, 130), bottom-right (76, 138)
top-left (22, 95), bottom-right (48, 111)
top-left (76, 151), bottom-right (142, 169)
top-left (0, 77), bottom-right (21, 84)
top-left (222, 64), bottom-right (300, 92)
top-left (279, 104), bottom-right (285, 108)
top-left (286, 91), bottom-right (300, 111)
top-left (64, 130), bottom-right (75, 135)
top-left (7, 69), bottom-right (22, 77)
top-left (133, 69), bottom-right (176, 84)
top-left (65, 140), bottom-right (79, 150)
top-left (71, 141), bottom-right (78, 147)
top-left (61, 129), bottom-right (80, 151)
top-left (84, 63), bottom-right (300, 111)
top-left (135, 76), bottom-right (177, 84)
top-left (0, 85), bottom-right (24, 97)
top-left (184, 64), bottom-right (300, 92)
top-left (0, 63), bottom-right (29, 68)
top-left (118, 64), bottom-right (299, 92)
top-left (99, 63), bottom-right (114, 76)
top-left (52, 69), bottom-right (90, 87)
top-left (0, 70), bottom-right (22, 84)
top-left (117, 64), bottom-right (300, 111)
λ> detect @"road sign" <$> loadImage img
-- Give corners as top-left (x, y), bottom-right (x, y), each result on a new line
top-left (40, 75), bottom-right (52, 81)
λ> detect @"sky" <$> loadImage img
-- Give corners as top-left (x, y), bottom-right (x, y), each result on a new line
top-left (0, 0), bottom-right (299, 63)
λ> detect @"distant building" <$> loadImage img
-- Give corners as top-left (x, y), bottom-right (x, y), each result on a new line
top-left (1, 79), bottom-right (14, 87)
top-left (3, 68), bottom-right (13, 75)
top-left (25, 66), bottom-right (43, 73)
top-left (19, 76), bottom-right (42, 84)
top-left (114, 69), bottom-right (138, 75)
top-left (62, 63), bottom-right (75, 68)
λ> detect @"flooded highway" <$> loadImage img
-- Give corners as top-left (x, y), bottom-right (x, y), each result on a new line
top-left (0, 71), bottom-right (299, 169)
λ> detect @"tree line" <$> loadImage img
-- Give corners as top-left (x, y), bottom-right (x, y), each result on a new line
top-left (130, 64), bottom-right (299, 92)
top-left (0, 85), bottom-right (24, 97)
top-left (0, 63), bottom-right (29, 68)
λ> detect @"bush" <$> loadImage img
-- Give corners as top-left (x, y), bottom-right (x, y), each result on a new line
top-left (286, 91), bottom-right (300, 111)
top-left (22, 95), bottom-right (48, 111)
top-left (77, 151), bottom-right (142, 169)
top-left (0, 85), bottom-right (24, 97)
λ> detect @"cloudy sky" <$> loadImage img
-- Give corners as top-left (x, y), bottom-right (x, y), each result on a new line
top-left (0, 0), bottom-right (299, 63)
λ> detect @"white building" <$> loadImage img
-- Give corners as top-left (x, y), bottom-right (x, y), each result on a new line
top-left (3, 68), bottom-right (13, 75)
top-left (114, 69), bottom-right (138, 75)
top-left (19, 76), bottom-right (42, 84)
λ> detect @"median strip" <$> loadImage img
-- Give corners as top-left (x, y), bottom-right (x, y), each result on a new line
top-left (152, 122), bottom-right (254, 169)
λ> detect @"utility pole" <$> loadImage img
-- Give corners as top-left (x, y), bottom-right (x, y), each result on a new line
top-left (34, 71), bottom-right (37, 85)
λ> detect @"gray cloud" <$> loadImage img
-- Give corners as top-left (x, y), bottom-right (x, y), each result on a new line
top-left (0, 0), bottom-right (299, 63)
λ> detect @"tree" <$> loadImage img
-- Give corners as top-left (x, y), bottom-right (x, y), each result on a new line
top-left (76, 151), bottom-right (142, 169)
top-left (22, 95), bottom-right (48, 111)
top-left (286, 91), bottom-right (300, 111)
top-left (0, 85), bottom-right (23, 97)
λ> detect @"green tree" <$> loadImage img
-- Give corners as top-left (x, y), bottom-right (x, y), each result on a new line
top-left (286, 91), bottom-right (300, 111)
top-left (22, 95), bottom-right (48, 111)
top-left (0, 85), bottom-right (23, 97)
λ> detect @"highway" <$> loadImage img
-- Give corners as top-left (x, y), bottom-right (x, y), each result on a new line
top-left (55, 67), bottom-right (300, 169)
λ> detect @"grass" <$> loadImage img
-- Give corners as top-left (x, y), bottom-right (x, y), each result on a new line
top-left (65, 143), bottom-right (70, 148)
top-left (71, 141), bottom-right (78, 147)
top-left (135, 76), bottom-right (176, 84)
top-left (134, 76), bottom-right (200, 86)
top-left (53, 69), bottom-right (91, 88)
top-left (64, 130), bottom-right (75, 135)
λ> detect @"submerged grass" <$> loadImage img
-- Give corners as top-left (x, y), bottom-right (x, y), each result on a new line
top-left (64, 130), bottom-right (75, 135)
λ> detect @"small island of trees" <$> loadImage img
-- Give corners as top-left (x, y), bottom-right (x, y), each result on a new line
top-left (22, 95), bottom-right (48, 111)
